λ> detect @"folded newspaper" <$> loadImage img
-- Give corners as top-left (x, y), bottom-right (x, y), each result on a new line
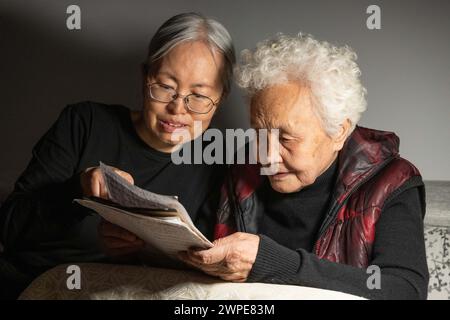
top-left (74, 163), bottom-right (213, 259)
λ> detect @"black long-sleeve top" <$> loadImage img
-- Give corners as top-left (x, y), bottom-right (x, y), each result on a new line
top-left (247, 158), bottom-right (429, 300)
top-left (0, 102), bottom-right (222, 282)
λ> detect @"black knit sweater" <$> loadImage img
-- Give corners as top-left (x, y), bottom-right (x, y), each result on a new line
top-left (248, 160), bottom-right (429, 300)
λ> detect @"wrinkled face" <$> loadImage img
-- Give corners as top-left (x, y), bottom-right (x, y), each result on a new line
top-left (141, 41), bottom-right (224, 152)
top-left (251, 82), bottom-right (348, 193)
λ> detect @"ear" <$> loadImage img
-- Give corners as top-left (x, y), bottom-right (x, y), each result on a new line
top-left (332, 119), bottom-right (352, 151)
top-left (214, 93), bottom-right (224, 108)
top-left (210, 92), bottom-right (225, 116)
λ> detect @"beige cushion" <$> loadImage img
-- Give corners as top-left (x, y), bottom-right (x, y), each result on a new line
top-left (18, 263), bottom-right (365, 300)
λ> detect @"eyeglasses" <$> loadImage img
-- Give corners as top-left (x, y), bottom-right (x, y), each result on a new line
top-left (147, 83), bottom-right (219, 114)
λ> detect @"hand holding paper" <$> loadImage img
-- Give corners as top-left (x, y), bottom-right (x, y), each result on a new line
top-left (75, 163), bottom-right (213, 262)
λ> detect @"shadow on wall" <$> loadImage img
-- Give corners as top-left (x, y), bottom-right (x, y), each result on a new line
top-left (0, 6), bottom-right (246, 194)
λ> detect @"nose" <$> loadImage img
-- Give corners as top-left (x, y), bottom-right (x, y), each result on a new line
top-left (166, 95), bottom-right (187, 115)
top-left (266, 132), bottom-right (282, 164)
top-left (257, 130), bottom-right (282, 176)
top-left (257, 130), bottom-right (282, 165)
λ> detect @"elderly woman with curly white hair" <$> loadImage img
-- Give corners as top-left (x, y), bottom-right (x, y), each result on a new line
top-left (180, 33), bottom-right (429, 299)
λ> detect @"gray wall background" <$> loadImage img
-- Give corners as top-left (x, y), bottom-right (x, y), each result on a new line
top-left (1, 0), bottom-right (449, 193)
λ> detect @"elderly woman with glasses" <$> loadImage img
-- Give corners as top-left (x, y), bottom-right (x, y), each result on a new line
top-left (180, 33), bottom-right (429, 300)
top-left (0, 12), bottom-right (235, 299)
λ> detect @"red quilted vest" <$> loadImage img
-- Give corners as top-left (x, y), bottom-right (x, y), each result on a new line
top-left (214, 126), bottom-right (425, 268)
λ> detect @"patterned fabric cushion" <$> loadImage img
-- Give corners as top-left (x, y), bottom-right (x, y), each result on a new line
top-left (18, 263), bottom-right (365, 300)
top-left (423, 181), bottom-right (450, 300)
top-left (425, 226), bottom-right (450, 299)
top-left (17, 224), bottom-right (450, 300)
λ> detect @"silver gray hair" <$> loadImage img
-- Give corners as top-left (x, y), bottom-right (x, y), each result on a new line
top-left (146, 12), bottom-right (236, 97)
top-left (236, 33), bottom-right (367, 136)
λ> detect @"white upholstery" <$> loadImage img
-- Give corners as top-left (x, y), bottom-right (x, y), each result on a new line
top-left (18, 263), bottom-right (365, 300)
top-left (13, 181), bottom-right (450, 300)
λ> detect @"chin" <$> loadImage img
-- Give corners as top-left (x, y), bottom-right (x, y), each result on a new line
top-left (268, 179), bottom-right (301, 193)
top-left (158, 130), bottom-right (187, 145)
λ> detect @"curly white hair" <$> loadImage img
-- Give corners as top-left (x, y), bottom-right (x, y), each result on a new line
top-left (236, 33), bottom-right (367, 136)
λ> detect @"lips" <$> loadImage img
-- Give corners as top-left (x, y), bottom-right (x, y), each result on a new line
top-left (270, 171), bottom-right (291, 179)
top-left (275, 172), bottom-right (290, 176)
top-left (158, 119), bottom-right (188, 133)
top-left (160, 119), bottom-right (187, 127)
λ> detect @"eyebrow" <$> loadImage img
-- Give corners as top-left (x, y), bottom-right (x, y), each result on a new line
top-left (156, 71), bottom-right (214, 89)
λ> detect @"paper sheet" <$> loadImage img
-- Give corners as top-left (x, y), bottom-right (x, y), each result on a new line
top-left (76, 199), bottom-right (213, 257)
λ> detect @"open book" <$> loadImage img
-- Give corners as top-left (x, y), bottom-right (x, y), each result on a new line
top-left (74, 163), bottom-right (213, 260)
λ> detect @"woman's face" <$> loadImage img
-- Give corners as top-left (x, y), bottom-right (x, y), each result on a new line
top-left (251, 82), bottom-right (350, 193)
top-left (140, 41), bottom-right (225, 153)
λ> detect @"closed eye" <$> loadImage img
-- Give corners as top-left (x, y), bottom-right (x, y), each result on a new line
top-left (159, 83), bottom-right (175, 90)
top-left (280, 137), bottom-right (293, 143)
top-left (192, 93), bottom-right (209, 99)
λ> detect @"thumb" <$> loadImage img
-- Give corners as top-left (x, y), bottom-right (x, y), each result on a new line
top-left (113, 168), bottom-right (135, 185)
top-left (189, 243), bottom-right (228, 265)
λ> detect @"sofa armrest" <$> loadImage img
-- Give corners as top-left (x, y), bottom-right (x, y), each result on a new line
top-left (18, 263), bottom-right (365, 300)
top-left (424, 181), bottom-right (450, 227)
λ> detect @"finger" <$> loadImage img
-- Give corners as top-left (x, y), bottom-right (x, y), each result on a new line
top-left (219, 273), bottom-right (246, 282)
top-left (102, 237), bottom-right (145, 249)
top-left (99, 179), bottom-right (109, 199)
top-left (181, 250), bottom-right (225, 271)
top-left (80, 167), bottom-right (95, 197)
top-left (84, 169), bottom-right (105, 198)
top-left (179, 253), bottom-right (228, 275)
top-left (178, 252), bottom-right (211, 269)
top-left (201, 267), bottom-right (242, 280)
top-left (187, 246), bottom-right (227, 265)
top-left (201, 269), bottom-right (223, 278)
top-left (89, 175), bottom-right (100, 197)
top-left (180, 259), bottom-right (238, 281)
top-left (178, 251), bottom-right (200, 266)
top-left (90, 169), bottom-right (109, 199)
top-left (105, 226), bottom-right (137, 242)
top-left (105, 245), bottom-right (144, 257)
top-left (178, 253), bottom-right (204, 271)
top-left (99, 221), bottom-right (139, 242)
top-left (231, 278), bottom-right (247, 283)
top-left (183, 260), bottom-right (223, 278)
top-left (113, 169), bottom-right (134, 185)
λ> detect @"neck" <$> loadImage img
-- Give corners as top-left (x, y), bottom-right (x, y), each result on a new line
top-left (295, 157), bottom-right (338, 197)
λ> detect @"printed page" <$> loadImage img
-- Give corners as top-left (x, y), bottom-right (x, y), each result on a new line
top-left (75, 199), bottom-right (213, 258)
top-left (99, 162), bottom-right (198, 230)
